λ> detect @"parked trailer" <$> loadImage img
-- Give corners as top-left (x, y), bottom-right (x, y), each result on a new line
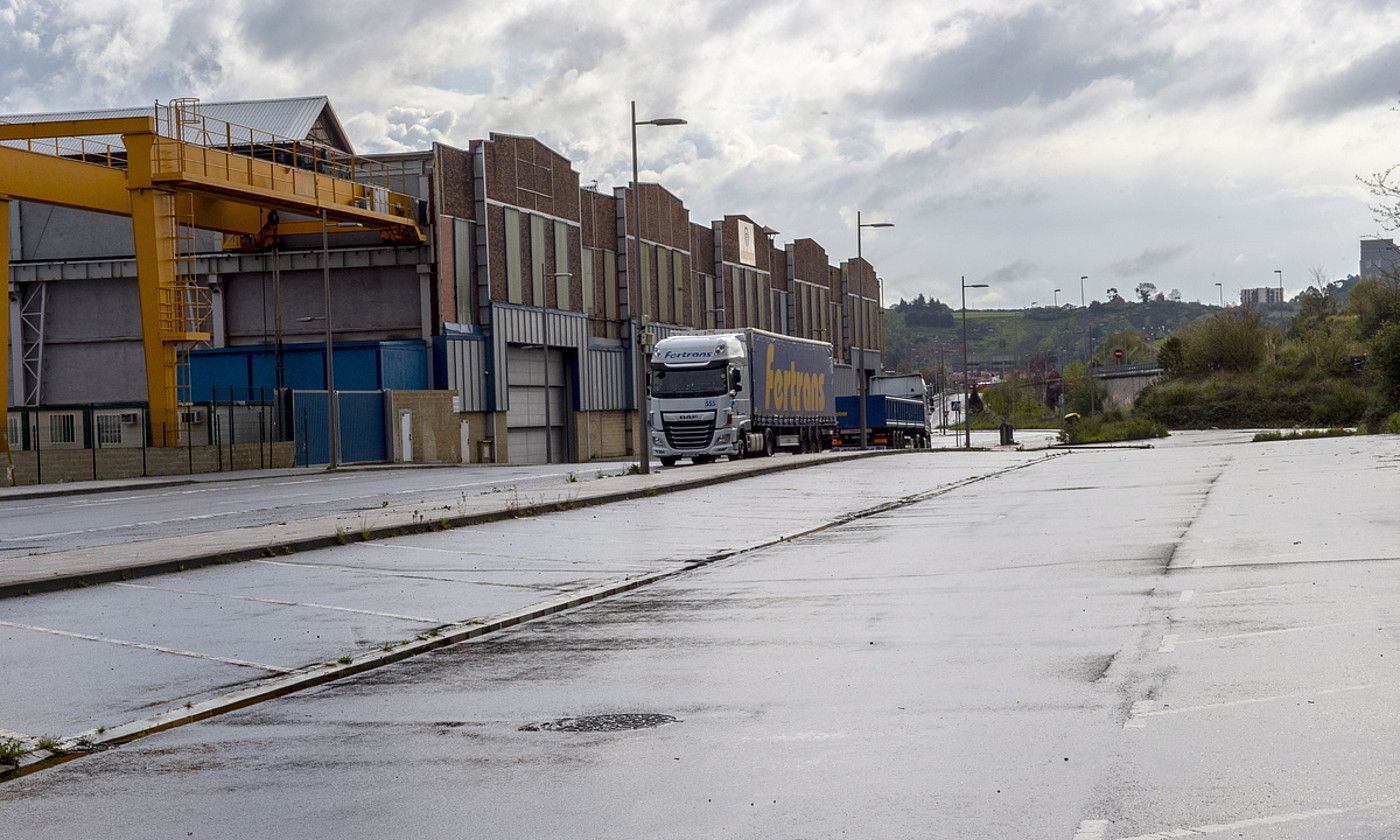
top-left (649, 329), bottom-right (836, 466)
top-left (831, 393), bottom-right (930, 449)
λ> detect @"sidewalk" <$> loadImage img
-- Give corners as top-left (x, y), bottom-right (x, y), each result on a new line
top-left (0, 448), bottom-right (922, 599)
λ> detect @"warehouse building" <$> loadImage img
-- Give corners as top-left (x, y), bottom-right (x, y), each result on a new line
top-left (2, 96), bottom-right (884, 474)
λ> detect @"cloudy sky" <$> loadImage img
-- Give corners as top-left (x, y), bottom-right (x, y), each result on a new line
top-left (3, 0), bottom-right (1399, 308)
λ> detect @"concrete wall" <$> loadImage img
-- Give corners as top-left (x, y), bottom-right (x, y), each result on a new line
top-left (9, 441), bottom-right (295, 486)
top-left (388, 390), bottom-right (464, 464)
top-left (574, 409), bottom-right (635, 461)
top-left (1102, 372), bottom-right (1162, 411)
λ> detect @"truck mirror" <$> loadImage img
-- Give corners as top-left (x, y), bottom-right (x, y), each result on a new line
top-left (730, 369), bottom-right (742, 392)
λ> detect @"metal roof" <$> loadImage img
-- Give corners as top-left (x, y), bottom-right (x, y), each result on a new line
top-left (0, 96), bottom-right (353, 153)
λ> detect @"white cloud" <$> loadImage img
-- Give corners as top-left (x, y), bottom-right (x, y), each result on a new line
top-left (3, 0), bottom-right (1399, 304)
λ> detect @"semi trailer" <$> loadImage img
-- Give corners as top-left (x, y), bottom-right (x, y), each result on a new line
top-left (649, 329), bottom-right (836, 466)
top-left (831, 393), bottom-right (930, 449)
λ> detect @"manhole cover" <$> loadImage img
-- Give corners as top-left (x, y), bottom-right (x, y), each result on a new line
top-left (522, 713), bottom-right (678, 732)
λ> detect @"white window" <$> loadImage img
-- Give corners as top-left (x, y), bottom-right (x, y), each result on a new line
top-left (49, 413), bottom-right (76, 445)
top-left (97, 414), bottom-right (122, 446)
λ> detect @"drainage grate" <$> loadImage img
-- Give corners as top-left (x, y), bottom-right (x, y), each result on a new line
top-left (521, 713), bottom-right (678, 732)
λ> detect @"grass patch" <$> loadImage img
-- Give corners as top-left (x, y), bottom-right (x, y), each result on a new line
top-left (1060, 416), bottom-right (1168, 444)
top-left (0, 738), bottom-right (27, 765)
top-left (1251, 428), bottom-right (1357, 442)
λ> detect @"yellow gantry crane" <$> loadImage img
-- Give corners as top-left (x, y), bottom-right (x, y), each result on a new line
top-left (0, 101), bottom-right (424, 450)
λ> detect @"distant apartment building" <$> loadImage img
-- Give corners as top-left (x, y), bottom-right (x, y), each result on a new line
top-left (1361, 238), bottom-right (1400, 280)
top-left (1239, 286), bottom-right (1284, 306)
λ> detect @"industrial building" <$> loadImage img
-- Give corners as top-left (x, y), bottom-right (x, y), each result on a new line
top-left (1239, 286), bottom-right (1285, 306)
top-left (2, 96), bottom-right (884, 479)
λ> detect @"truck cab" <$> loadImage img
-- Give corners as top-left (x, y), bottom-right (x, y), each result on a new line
top-left (649, 333), bottom-right (749, 465)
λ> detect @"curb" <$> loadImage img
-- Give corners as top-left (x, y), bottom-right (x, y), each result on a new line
top-left (0, 450), bottom-right (1064, 783)
top-left (0, 449), bottom-right (923, 600)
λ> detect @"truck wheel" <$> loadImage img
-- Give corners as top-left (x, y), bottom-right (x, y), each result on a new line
top-left (659, 456), bottom-right (679, 467)
top-left (762, 429), bottom-right (776, 457)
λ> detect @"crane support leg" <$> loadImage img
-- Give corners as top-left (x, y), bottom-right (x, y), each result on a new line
top-left (130, 188), bottom-right (183, 447)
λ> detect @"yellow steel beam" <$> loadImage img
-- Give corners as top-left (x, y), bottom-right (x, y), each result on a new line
top-left (0, 116), bottom-right (153, 141)
top-left (0, 146), bottom-right (131, 215)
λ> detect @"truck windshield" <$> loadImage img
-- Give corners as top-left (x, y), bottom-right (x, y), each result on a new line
top-left (651, 367), bottom-right (728, 399)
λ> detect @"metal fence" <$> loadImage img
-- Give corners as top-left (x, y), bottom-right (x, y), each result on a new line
top-left (5, 388), bottom-right (294, 482)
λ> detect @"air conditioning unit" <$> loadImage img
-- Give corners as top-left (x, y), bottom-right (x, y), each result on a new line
top-left (119, 412), bottom-right (141, 424)
top-left (179, 408), bottom-right (205, 424)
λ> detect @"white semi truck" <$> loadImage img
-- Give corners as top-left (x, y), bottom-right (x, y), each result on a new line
top-left (648, 329), bottom-right (837, 466)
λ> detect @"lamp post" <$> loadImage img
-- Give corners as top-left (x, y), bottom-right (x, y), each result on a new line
top-left (1215, 281), bottom-right (1224, 308)
top-left (1080, 275), bottom-right (1087, 307)
top-left (319, 210), bottom-right (338, 469)
top-left (630, 101), bottom-right (686, 475)
top-left (855, 211), bottom-right (894, 449)
top-left (961, 276), bottom-right (989, 449)
top-left (1054, 287), bottom-right (1061, 308)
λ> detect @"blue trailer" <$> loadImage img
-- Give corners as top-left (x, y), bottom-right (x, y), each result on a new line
top-left (831, 393), bottom-right (930, 449)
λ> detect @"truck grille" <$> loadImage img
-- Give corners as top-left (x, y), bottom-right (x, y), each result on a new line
top-left (664, 419), bottom-right (715, 450)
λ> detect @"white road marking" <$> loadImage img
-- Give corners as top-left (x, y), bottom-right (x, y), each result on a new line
top-left (1157, 633), bottom-right (1178, 653)
top-left (1114, 801), bottom-right (1393, 840)
top-left (112, 582), bottom-right (442, 624)
top-left (1137, 682), bottom-right (1392, 719)
top-left (1072, 818), bottom-right (1108, 840)
top-left (1178, 589), bottom-right (1194, 604)
top-left (1178, 619), bottom-right (1372, 645)
top-left (0, 619), bottom-right (291, 673)
top-left (1124, 699), bottom-right (1154, 728)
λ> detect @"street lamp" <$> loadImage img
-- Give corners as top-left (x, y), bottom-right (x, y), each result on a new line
top-left (1215, 281), bottom-right (1224, 308)
top-left (961, 276), bottom-right (990, 449)
top-left (855, 211), bottom-right (894, 449)
top-left (630, 101), bottom-right (686, 475)
top-left (319, 210), bottom-right (339, 469)
top-left (1080, 275), bottom-right (1087, 307)
top-left (1054, 287), bottom-right (1061, 308)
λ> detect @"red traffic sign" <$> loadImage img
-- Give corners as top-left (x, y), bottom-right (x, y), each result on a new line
top-left (1113, 348), bottom-right (1125, 359)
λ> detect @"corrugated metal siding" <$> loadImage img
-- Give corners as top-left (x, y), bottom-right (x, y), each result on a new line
top-left (490, 303), bottom-right (589, 413)
top-left (584, 348), bottom-right (630, 410)
top-left (833, 363), bottom-right (860, 398)
top-left (440, 336), bottom-right (487, 412)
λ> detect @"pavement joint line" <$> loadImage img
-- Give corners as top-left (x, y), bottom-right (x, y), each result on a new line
top-left (0, 448), bottom-right (949, 600)
top-left (1175, 619), bottom-right (1373, 645)
top-left (0, 450), bottom-right (1066, 784)
top-left (110, 582), bottom-right (445, 624)
top-left (0, 619), bottom-right (292, 675)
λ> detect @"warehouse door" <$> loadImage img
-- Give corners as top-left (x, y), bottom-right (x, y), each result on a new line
top-left (505, 346), bottom-right (568, 464)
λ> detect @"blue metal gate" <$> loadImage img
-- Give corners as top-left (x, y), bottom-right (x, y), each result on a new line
top-left (292, 390), bottom-right (388, 465)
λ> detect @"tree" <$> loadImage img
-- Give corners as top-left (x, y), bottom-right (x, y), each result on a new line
top-left (1167, 289), bottom-right (1182, 302)
top-left (1135, 282), bottom-right (1158, 303)
top-left (1370, 323), bottom-right (1400, 401)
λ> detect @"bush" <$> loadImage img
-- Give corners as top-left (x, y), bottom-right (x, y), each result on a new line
top-left (1370, 322), bottom-right (1400, 400)
top-left (1252, 428), bottom-right (1355, 442)
top-left (1060, 416), bottom-right (1168, 444)
top-left (1174, 309), bottom-right (1271, 375)
top-left (1134, 372), bottom-right (1371, 428)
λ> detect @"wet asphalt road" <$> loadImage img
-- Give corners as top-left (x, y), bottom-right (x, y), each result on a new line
top-left (5, 432), bottom-right (1400, 839)
top-left (0, 461), bottom-right (638, 558)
